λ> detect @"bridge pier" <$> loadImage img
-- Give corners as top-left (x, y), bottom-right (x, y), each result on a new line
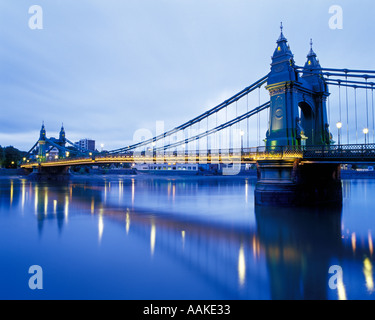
top-left (27, 166), bottom-right (71, 181)
top-left (255, 160), bottom-right (342, 207)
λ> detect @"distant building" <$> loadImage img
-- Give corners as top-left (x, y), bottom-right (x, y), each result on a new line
top-left (74, 139), bottom-right (95, 152)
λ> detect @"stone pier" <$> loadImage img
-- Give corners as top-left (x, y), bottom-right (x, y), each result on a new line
top-left (254, 160), bottom-right (342, 206)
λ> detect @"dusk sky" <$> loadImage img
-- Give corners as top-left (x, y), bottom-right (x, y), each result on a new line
top-left (1, 0), bottom-right (374, 151)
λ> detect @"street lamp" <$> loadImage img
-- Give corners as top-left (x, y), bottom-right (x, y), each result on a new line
top-left (363, 128), bottom-right (369, 145)
top-left (336, 122), bottom-right (342, 146)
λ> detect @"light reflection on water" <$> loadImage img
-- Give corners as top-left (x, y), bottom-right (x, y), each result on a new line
top-left (0, 175), bottom-right (373, 300)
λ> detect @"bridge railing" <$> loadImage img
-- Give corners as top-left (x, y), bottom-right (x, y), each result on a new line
top-left (250, 144), bottom-right (375, 161)
top-left (302, 143), bottom-right (375, 160)
top-left (20, 143), bottom-right (375, 168)
top-left (252, 146), bottom-right (303, 160)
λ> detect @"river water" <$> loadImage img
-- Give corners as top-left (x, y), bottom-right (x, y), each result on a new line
top-left (0, 174), bottom-right (373, 300)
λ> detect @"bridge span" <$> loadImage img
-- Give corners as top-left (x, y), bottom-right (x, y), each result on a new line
top-left (21, 144), bottom-right (375, 170)
top-left (21, 24), bottom-right (375, 206)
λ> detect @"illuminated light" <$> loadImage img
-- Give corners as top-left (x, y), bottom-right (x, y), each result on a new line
top-left (351, 233), bottom-right (356, 253)
top-left (21, 180), bottom-right (26, 211)
top-left (34, 186), bottom-right (39, 214)
top-left (337, 276), bottom-right (347, 300)
top-left (336, 121), bottom-right (342, 129)
top-left (64, 195), bottom-right (69, 223)
top-left (308, 60), bottom-right (311, 65)
top-left (150, 223), bottom-right (156, 256)
top-left (53, 200), bottom-right (57, 214)
top-left (363, 128), bottom-right (369, 135)
top-left (98, 214), bottom-right (104, 243)
top-left (369, 231), bottom-right (373, 256)
top-left (181, 230), bottom-right (186, 249)
top-left (131, 178), bottom-right (135, 205)
top-left (363, 258), bottom-right (374, 293)
top-left (9, 180), bottom-right (14, 206)
top-left (252, 235), bottom-right (257, 259)
top-left (126, 210), bottom-right (130, 234)
top-left (277, 46), bottom-right (281, 51)
top-left (44, 189), bottom-right (48, 215)
top-left (91, 198), bottom-right (95, 214)
top-left (55, 155), bottom-right (58, 159)
top-left (238, 244), bottom-right (246, 287)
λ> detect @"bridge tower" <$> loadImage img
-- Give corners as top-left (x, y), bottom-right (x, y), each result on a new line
top-left (38, 122), bottom-right (47, 160)
top-left (255, 25), bottom-right (342, 207)
top-left (265, 25), bottom-right (330, 147)
top-left (58, 124), bottom-right (67, 158)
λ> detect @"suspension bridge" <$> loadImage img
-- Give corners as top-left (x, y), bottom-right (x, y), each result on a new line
top-left (20, 24), bottom-right (375, 206)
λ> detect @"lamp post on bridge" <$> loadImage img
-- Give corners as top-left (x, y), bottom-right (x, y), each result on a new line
top-left (363, 128), bottom-right (369, 146)
top-left (336, 122), bottom-right (342, 147)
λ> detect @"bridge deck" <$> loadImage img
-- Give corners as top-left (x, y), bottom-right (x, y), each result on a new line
top-left (20, 144), bottom-right (375, 169)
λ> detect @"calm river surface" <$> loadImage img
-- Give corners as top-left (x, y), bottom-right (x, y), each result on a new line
top-left (0, 174), bottom-right (374, 300)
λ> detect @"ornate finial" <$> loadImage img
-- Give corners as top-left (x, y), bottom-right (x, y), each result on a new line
top-left (277, 22), bottom-right (287, 42)
top-left (310, 38), bottom-right (313, 49)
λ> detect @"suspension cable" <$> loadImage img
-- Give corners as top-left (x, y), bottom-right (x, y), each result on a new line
top-left (327, 75), bottom-right (331, 125)
top-left (247, 94), bottom-right (249, 149)
top-left (338, 80), bottom-right (342, 123)
top-left (345, 73), bottom-right (349, 144)
top-left (154, 101), bottom-right (270, 151)
top-left (354, 86), bottom-right (358, 144)
top-left (366, 77), bottom-right (369, 132)
top-left (109, 75), bottom-right (268, 154)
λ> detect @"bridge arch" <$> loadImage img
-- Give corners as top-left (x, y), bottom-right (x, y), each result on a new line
top-left (298, 101), bottom-right (314, 145)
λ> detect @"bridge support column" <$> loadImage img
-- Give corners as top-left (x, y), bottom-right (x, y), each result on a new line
top-left (255, 160), bottom-right (342, 207)
top-left (27, 166), bottom-right (71, 181)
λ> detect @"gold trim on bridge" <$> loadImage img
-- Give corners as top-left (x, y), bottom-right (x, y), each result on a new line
top-left (20, 150), bottom-right (305, 169)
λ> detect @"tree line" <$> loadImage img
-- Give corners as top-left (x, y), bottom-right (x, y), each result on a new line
top-left (0, 146), bottom-right (27, 169)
